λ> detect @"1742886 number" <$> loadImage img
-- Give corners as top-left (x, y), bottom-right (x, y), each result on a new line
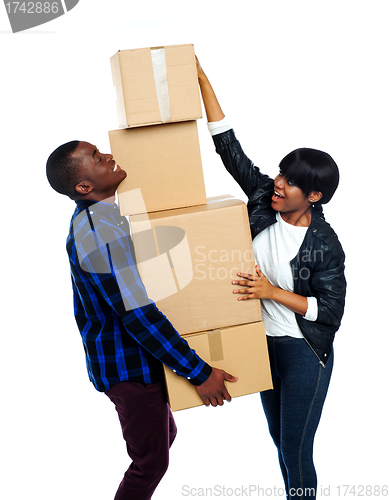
top-left (336, 485), bottom-right (388, 496)
top-left (5, 2), bottom-right (60, 14)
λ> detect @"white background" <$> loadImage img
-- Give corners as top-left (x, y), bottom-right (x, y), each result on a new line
top-left (1, 1), bottom-right (389, 499)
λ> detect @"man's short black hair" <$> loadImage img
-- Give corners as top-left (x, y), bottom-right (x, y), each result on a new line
top-left (46, 141), bottom-right (81, 199)
top-left (279, 148), bottom-right (340, 206)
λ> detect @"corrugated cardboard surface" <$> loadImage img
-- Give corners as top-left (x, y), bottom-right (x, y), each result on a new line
top-left (129, 197), bottom-right (261, 335)
top-left (110, 121), bottom-right (207, 215)
top-left (111, 44), bottom-right (202, 128)
top-left (164, 322), bottom-right (273, 411)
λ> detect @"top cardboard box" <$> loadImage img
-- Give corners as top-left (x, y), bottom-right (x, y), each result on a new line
top-left (111, 44), bottom-right (203, 128)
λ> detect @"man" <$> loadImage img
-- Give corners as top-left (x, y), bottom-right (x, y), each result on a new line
top-left (46, 140), bottom-right (237, 500)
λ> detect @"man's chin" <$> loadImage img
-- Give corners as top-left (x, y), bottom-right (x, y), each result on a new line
top-left (118, 170), bottom-right (127, 183)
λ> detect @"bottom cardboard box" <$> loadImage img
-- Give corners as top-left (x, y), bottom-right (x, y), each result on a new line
top-left (164, 322), bottom-right (273, 411)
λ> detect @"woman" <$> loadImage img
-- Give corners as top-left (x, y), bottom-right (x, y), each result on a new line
top-left (197, 59), bottom-right (346, 500)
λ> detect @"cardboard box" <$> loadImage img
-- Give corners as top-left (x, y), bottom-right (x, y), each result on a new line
top-left (111, 44), bottom-right (202, 128)
top-left (130, 196), bottom-right (261, 335)
top-left (164, 322), bottom-right (273, 411)
top-left (110, 120), bottom-right (207, 215)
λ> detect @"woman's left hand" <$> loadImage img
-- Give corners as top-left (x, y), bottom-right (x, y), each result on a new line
top-left (232, 265), bottom-right (275, 300)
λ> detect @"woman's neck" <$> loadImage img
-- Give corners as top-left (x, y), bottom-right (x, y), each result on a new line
top-left (280, 206), bottom-right (312, 227)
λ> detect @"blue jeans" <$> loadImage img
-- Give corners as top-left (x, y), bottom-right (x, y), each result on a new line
top-left (260, 336), bottom-right (333, 500)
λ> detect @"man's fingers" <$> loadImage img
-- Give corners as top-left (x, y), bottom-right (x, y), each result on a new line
top-left (209, 396), bottom-right (223, 407)
top-left (197, 368), bottom-right (238, 407)
top-left (222, 387), bottom-right (232, 402)
top-left (223, 371), bottom-right (238, 382)
top-left (222, 371), bottom-right (237, 401)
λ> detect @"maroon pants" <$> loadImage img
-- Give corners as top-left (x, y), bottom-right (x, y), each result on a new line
top-left (105, 380), bottom-right (177, 500)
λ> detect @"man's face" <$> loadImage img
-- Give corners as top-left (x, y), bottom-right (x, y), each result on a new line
top-left (72, 142), bottom-right (127, 200)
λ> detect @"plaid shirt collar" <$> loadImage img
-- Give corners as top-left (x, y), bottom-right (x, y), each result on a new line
top-left (76, 199), bottom-right (119, 213)
top-left (75, 199), bottom-right (129, 226)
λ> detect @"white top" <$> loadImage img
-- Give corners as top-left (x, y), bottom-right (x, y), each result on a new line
top-left (253, 212), bottom-right (318, 338)
top-left (208, 118), bottom-right (318, 338)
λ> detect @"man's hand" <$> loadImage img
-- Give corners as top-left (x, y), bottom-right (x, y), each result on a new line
top-left (196, 367), bottom-right (238, 407)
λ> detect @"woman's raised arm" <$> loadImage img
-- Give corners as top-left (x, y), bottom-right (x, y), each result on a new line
top-left (196, 57), bottom-right (225, 123)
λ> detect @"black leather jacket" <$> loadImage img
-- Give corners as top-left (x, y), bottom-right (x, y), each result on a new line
top-left (213, 129), bottom-right (346, 366)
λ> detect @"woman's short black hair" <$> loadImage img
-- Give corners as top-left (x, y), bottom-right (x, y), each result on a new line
top-left (46, 140), bottom-right (81, 199)
top-left (279, 148), bottom-right (339, 205)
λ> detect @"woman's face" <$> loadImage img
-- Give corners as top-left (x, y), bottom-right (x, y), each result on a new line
top-left (271, 173), bottom-right (312, 214)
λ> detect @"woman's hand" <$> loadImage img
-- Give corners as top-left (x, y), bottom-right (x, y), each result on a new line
top-left (232, 265), bottom-right (275, 300)
top-left (233, 265), bottom-right (309, 316)
top-left (195, 55), bottom-right (225, 123)
top-left (196, 56), bottom-right (206, 81)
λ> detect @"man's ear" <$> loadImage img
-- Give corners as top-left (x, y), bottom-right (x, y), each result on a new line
top-left (75, 180), bottom-right (94, 195)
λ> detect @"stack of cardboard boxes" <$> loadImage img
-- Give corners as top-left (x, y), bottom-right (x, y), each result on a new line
top-left (108, 44), bottom-right (272, 411)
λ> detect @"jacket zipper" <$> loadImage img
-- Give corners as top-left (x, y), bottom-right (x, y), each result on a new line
top-left (289, 234), bottom-right (326, 369)
top-left (303, 336), bottom-right (325, 368)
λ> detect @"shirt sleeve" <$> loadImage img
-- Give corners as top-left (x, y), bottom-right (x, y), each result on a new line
top-left (303, 296), bottom-right (318, 322)
top-left (207, 117), bottom-right (232, 136)
top-left (73, 210), bottom-right (212, 386)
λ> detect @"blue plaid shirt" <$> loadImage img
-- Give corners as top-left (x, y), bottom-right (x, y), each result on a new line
top-left (66, 200), bottom-right (212, 392)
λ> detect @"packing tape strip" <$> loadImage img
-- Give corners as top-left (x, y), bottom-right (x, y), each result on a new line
top-left (207, 196), bottom-right (235, 204)
top-left (151, 48), bottom-right (172, 123)
top-left (208, 329), bottom-right (224, 362)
